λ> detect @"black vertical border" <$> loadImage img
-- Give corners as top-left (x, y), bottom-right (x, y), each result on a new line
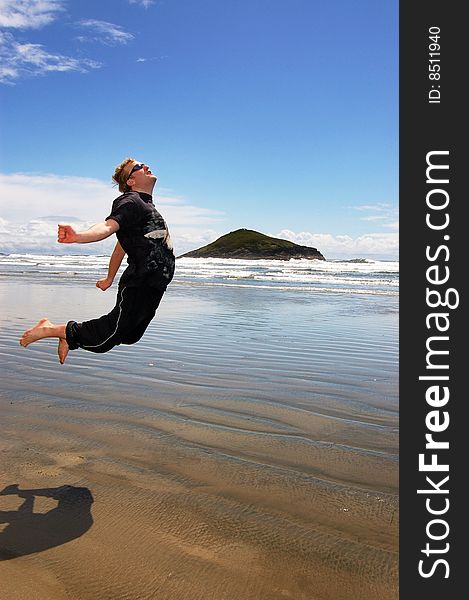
top-left (400, 2), bottom-right (465, 598)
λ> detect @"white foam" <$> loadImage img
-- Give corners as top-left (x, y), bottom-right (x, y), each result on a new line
top-left (0, 253), bottom-right (399, 294)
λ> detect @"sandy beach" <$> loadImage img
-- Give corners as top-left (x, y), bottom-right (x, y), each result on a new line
top-left (0, 270), bottom-right (398, 599)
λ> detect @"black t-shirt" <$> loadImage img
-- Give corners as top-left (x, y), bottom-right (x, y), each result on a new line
top-left (106, 191), bottom-right (175, 290)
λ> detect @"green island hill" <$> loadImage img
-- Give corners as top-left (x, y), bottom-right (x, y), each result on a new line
top-left (178, 229), bottom-right (325, 260)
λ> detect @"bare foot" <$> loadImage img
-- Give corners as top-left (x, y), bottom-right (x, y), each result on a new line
top-left (20, 318), bottom-right (54, 347)
top-left (58, 338), bottom-right (69, 364)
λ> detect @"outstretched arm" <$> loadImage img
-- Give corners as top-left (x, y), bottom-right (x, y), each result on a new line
top-left (96, 240), bottom-right (126, 291)
top-left (58, 219), bottom-right (120, 244)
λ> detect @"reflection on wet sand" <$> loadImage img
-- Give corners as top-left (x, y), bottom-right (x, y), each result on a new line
top-left (0, 280), bottom-right (398, 599)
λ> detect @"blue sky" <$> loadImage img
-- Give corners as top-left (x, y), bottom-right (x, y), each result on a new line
top-left (0, 0), bottom-right (398, 259)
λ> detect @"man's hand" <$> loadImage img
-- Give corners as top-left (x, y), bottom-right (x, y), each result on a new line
top-left (58, 224), bottom-right (79, 244)
top-left (58, 220), bottom-right (119, 244)
top-left (96, 277), bottom-right (113, 291)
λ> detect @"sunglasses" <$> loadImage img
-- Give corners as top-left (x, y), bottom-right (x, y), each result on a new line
top-left (127, 163), bottom-right (145, 180)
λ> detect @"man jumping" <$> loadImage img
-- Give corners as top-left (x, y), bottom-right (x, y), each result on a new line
top-left (19, 158), bottom-right (175, 364)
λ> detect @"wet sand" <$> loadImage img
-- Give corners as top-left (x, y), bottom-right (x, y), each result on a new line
top-left (0, 278), bottom-right (398, 599)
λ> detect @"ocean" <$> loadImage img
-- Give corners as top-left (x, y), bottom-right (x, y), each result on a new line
top-left (0, 253), bottom-right (399, 295)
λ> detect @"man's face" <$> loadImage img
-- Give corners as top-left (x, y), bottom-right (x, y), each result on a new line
top-left (126, 161), bottom-right (157, 188)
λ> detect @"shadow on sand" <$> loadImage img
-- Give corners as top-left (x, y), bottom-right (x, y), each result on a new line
top-left (0, 484), bottom-right (94, 560)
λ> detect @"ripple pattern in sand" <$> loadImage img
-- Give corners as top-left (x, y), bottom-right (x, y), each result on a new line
top-left (0, 280), bottom-right (398, 599)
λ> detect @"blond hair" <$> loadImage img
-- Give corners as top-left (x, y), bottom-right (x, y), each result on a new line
top-left (112, 157), bottom-right (136, 193)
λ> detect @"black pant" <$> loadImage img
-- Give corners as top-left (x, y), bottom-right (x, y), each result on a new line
top-left (66, 285), bottom-right (165, 353)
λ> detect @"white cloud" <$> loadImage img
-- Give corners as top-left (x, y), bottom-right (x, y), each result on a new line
top-left (0, 0), bottom-right (64, 29)
top-left (0, 2), bottom-right (150, 85)
top-left (0, 172), bottom-right (225, 255)
top-left (136, 55), bottom-right (166, 63)
top-left (271, 229), bottom-right (399, 260)
top-left (0, 172), bottom-right (116, 221)
top-left (0, 31), bottom-right (101, 84)
top-left (0, 3), bottom-right (114, 85)
top-left (360, 215), bottom-right (387, 222)
top-left (128, 0), bottom-right (155, 8)
top-left (352, 203), bottom-right (393, 212)
top-left (77, 20), bottom-right (134, 46)
top-left (0, 64), bottom-right (18, 80)
top-left (350, 202), bottom-right (398, 231)
top-left (0, 172), bottom-right (399, 260)
top-left (162, 204), bottom-right (224, 226)
top-left (170, 228), bottom-right (221, 256)
top-left (0, 216), bottom-right (104, 254)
